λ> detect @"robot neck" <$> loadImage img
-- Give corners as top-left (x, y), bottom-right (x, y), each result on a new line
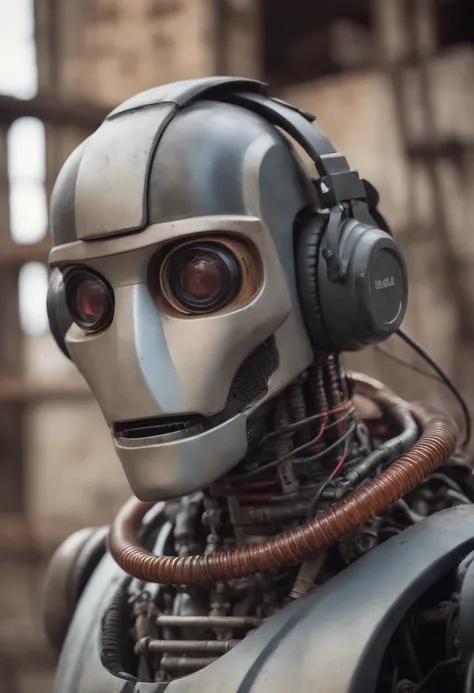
top-left (227, 352), bottom-right (355, 487)
top-left (200, 352), bottom-right (360, 540)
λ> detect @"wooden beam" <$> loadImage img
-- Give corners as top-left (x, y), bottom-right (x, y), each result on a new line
top-left (406, 138), bottom-right (474, 163)
top-left (0, 128), bottom-right (26, 517)
top-left (0, 92), bottom-right (109, 128)
top-left (0, 515), bottom-right (37, 554)
top-left (0, 377), bottom-right (91, 404)
top-left (0, 240), bottom-right (51, 266)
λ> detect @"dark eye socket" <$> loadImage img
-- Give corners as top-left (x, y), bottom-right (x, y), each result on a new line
top-left (64, 268), bottom-right (114, 333)
top-left (160, 242), bottom-right (242, 314)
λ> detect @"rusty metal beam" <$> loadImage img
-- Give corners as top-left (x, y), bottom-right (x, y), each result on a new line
top-left (0, 92), bottom-right (109, 128)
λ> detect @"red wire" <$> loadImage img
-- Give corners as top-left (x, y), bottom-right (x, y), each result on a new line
top-left (241, 480), bottom-right (278, 489)
top-left (307, 417), bottom-right (327, 451)
top-left (308, 402), bottom-right (352, 449)
top-left (329, 445), bottom-right (348, 480)
top-left (217, 400), bottom-right (353, 498)
top-left (316, 402), bottom-right (352, 419)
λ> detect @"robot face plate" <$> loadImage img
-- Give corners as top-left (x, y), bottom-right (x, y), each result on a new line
top-left (49, 95), bottom-right (315, 501)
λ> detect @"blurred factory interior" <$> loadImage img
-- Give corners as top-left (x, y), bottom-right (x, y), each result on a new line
top-left (0, 0), bottom-right (473, 689)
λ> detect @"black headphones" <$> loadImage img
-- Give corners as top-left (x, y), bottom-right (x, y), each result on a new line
top-left (218, 88), bottom-right (408, 354)
top-left (47, 77), bottom-right (408, 357)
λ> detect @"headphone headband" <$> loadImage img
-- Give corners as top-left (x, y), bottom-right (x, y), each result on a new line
top-left (109, 77), bottom-right (368, 209)
top-left (214, 91), bottom-right (368, 208)
top-left (109, 77), bottom-right (368, 210)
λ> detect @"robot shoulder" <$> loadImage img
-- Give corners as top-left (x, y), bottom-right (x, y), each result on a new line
top-left (50, 505), bottom-right (474, 693)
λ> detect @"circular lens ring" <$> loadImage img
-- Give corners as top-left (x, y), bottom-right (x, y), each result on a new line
top-left (65, 268), bottom-right (114, 333)
top-left (163, 243), bottom-right (242, 314)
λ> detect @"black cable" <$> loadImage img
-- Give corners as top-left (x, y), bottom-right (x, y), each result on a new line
top-left (397, 328), bottom-right (471, 448)
top-left (101, 577), bottom-right (137, 682)
top-left (296, 426), bottom-right (355, 466)
top-left (419, 472), bottom-right (464, 494)
top-left (465, 653), bottom-right (474, 693)
top-left (374, 345), bottom-right (443, 383)
top-left (240, 412), bottom-right (352, 480)
top-left (341, 399), bottom-right (418, 487)
top-left (308, 439), bottom-right (350, 516)
top-left (402, 620), bottom-right (423, 682)
top-left (232, 419), bottom-right (356, 482)
top-left (259, 405), bottom-right (354, 443)
top-left (413, 656), bottom-right (460, 691)
top-left (445, 603), bottom-right (459, 659)
top-left (308, 477), bottom-right (333, 517)
top-left (393, 499), bottom-right (423, 525)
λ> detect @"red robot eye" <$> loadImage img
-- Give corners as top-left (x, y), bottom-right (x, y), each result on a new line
top-left (182, 256), bottom-right (224, 299)
top-left (65, 269), bottom-right (114, 332)
top-left (161, 243), bottom-right (242, 314)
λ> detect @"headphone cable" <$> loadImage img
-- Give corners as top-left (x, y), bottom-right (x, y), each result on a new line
top-left (396, 328), bottom-right (471, 448)
top-left (374, 345), bottom-right (443, 384)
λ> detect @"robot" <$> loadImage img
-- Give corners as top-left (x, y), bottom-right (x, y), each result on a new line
top-left (43, 77), bottom-right (474, 692)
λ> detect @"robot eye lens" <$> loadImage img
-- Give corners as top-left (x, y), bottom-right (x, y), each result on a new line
top-left (163, 243), bottom-right (242, 313)
top-left (65, 270), bottom-right (114, 332)
top-left (76, 278), bottom-right (107, 321)
top-left (182, 256), bottom-right (223, 300)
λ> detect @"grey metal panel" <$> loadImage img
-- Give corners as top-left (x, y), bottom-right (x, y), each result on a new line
top-left (166, 505), bottom-right (474, 693)
top-left (61, 212), bottom-right (294, 500)
top-left (75, 104), bottom-right (175, 239)
top-left (66, 284), bottom-right (181, 423)
top-left (147, 101), bottom-right (271, 224)
top-left (43, 526), bottom-right (108, 654)
top-left (53, 505), bottom-right (474, 693)
top-left (59, 215), bottom-right (292, 419)
top-left (257, 139), bottom-right (317, 296)
top-left (50, 138), bottom-right (87, 246)
top-left (107, 77), bottom-right (266, 118)
top-left (53, 557), bottom-right (135, 693)
top-left (241, 130), bottom-right (317, 395)
top-left (53, 518), bottom-right (165, 693)
top-left (49, 216), bottom-right (262, 265)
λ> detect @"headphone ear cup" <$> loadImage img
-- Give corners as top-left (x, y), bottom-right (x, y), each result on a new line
top-left (295, 214), bottom-right (331, 352)
top-left (47, 268), bottom-right (72, 359)
top-left (361, 179), bottom-right (393, 237)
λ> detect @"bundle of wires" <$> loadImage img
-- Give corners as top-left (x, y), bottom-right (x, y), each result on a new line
top-left (225, 327), bottom-right (470, 518)
top-left (226, 402), bottom-right (356, 484)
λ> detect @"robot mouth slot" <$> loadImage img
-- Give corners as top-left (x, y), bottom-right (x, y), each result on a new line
top-left (113, 414), bottom-right (206, 440)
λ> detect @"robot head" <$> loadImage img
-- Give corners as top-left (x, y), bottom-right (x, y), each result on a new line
top-left (47, 77), bottom-right (408, 501)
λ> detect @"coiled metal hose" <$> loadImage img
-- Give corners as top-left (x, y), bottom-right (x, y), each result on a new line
top-left (108, 374), bottom-right (459, 584)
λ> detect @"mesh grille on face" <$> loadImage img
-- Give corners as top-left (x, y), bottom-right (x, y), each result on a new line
top-left (229, 337), bottom-right (279, 410)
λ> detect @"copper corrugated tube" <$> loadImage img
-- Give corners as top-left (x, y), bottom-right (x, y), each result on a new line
top-left (108, 374), bottom-right (459, 584)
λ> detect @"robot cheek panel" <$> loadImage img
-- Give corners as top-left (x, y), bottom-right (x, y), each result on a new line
top-left (115, 414), bottom-right (249, 501)
top-left (62, 221), bottom-right (295, 421)
top-left (59, 216), bottom-right (307, 500)
top-left (66, 284), bottom-right (182, 423)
